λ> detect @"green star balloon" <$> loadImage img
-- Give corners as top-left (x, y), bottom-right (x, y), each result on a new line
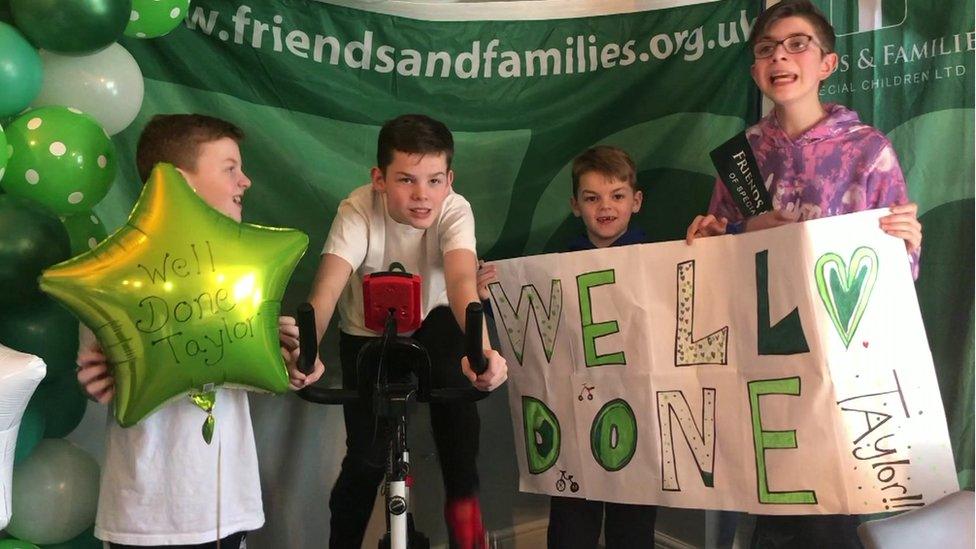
top-left (40, 164), bottom-right (308, 427)
top-left (124, 0), bottom-right (189, 39)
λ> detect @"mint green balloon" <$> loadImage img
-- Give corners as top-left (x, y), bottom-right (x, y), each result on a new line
top-left (60, 212), bottom-right (108, 255)
top-left (124, 0), bottom-right (188, 39)
top-left (0, 22), bottom-right (42, 118)
top-left (1, 106), bottom-right (116, 215)
top-left (7, 439), bottom-right (99, 545)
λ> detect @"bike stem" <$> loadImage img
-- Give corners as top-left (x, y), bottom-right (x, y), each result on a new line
top-left (386, 410), bottom-right (411, 549)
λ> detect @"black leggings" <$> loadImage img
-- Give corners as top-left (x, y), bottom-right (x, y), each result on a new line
top-left (547, 496), bottom-right (657, 548)
top-left (109, 531), bottom-right (245, 549)
top-left (750, 514), bottom-right (863, 549)
top-left (328, 306), bottom-right (481, 548)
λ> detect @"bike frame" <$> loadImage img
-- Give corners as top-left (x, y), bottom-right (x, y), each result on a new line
top-left (296, 301), bottom-right (488, 549)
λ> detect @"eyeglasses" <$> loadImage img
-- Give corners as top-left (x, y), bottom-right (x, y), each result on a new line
top-left (753, 34), bottom-right (823, 58)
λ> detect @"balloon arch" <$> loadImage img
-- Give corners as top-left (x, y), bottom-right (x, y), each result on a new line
top-left (0, 2), bottom-right (192, 547)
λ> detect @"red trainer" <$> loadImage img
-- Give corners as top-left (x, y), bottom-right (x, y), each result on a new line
top-left (444, 496), bottom-right (487, 549)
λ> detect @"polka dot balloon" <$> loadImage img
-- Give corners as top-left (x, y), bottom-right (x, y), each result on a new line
top-left (60, 211), bottom-right (109, 256)
top-left (1, 106), bottom-right (116, 215)
top-left (124, 0), bottom-right (190, 39)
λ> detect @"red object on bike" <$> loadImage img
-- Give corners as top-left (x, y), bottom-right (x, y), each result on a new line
top-left (363, 264), bottom-right (422, 334)
top-left (444, 496), bottom-right (486, 549)
top-left (405, 475), bottom-right (414, 488)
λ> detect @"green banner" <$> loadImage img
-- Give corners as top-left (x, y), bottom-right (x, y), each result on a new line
top-left (815, 0), bottom-right (975, 489)
top-left (98, 0), bottom-right (759, 298)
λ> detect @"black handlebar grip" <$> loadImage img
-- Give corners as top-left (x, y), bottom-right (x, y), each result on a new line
top-left (297, 302), bottom-right (317, 375)
top-left (465, 302), bottom-right (486, 376)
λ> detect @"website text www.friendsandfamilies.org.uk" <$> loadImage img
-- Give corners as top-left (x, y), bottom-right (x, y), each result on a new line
top-left (184, 4), bottom-right (754, 79)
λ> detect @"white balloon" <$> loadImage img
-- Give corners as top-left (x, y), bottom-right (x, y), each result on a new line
top-left (33, 43), bottom-right (145, 136)
top-left (0, 344), bottom-right (46, 530)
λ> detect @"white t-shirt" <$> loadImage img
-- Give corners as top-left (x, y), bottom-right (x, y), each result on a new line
top-left (323, 184), bottom-right (477, 336)
top-left (95, 389), bottom-right (264, 545)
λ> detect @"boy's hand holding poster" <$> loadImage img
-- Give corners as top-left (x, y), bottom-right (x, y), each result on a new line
top-left (488, 210), bottom-right (958, 515)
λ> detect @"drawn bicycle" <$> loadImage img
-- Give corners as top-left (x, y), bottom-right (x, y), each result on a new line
top-left (578, 384), bottom-right (595, 401)
top-left (555, 470), bottom-right (579, 493)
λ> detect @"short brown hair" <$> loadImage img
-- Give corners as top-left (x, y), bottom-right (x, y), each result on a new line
top-left (136, 114), bottom-right (244, 182)
top-left (571, 146), bottom-right (637, 197)
top-left (376, 114), bottom-right (454, 172)
top-left (749, 0), bottom-right (836, 54)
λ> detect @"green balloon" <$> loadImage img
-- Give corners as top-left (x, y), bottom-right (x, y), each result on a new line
top-left (27, 374), bottom-right (87, 438)
top-left (0, 539), bottom-right (41, 549)
top-left (0, 22), bottom-right (42, 118)
top-left (7, 439), bottom-right (99, 545)
top-left (0, 298), bottom-right (79, 379)
top-left (2, 106), bottom-right (116, 215)
top-left (14, 402), bottom-right (46, 465)
top-left (41, 164), bottom-right (308, 427)
top-left (0, 0), bottom-right (12, 23)
top-left (40, 527), bottom-right (101, 549)
top-left (124, 0), bottom-right (188, 39)
top-left (0, 194), bottom-right (70, 305)
top-left (60, 212), bottom-right (109, 256)
top-left (10, 0), bottom-right (131, 54)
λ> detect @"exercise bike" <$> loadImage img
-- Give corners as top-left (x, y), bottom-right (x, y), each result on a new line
top-left (295, 268), bottom-right (490, 549)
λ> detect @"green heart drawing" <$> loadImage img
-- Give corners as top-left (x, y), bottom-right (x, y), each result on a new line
top-left (814, 247), bottom-right (879, 348)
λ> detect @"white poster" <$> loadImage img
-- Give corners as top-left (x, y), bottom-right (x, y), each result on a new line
top-left (489, 209), bottom-right (958, 514)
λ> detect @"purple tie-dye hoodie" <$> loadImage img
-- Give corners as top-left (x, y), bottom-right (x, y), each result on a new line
top-left (707, 103), bottom-right (919, 279)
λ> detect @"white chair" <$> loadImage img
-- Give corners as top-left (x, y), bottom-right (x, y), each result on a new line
top-left (857, 490), bottom-right (975, 549)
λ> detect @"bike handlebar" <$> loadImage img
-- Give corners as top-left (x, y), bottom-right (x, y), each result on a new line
top-left (465, 302), bottom-right (486, 376)
top-left (295, 302), bottom-right (489, 406)
top-left (296, 302), bottom-right (317, 376)
top-left (298, 385), bottom-right (487, 405)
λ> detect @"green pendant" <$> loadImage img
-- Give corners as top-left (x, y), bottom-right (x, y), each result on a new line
top-left (189, 390), bottom-right (217, 445)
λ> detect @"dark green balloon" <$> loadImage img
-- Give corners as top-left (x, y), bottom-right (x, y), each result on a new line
top-left (0, 0), bottom-right (12, 24)
top-left (0, 195), bottom-right (70, 305)
top-left (10, 0), bottom-right (131, 54)
top-left (13, 402), bottom-right (45, 465)
top-left (0, 298), bottom-right (79, 380)
top-left (40, 527), bottom-right (102, 549)
top-left (27, 373), bottom-right (87, 438)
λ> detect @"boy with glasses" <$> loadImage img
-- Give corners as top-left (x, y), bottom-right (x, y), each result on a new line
top-left (687, 0), bottom-right (921, 272)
